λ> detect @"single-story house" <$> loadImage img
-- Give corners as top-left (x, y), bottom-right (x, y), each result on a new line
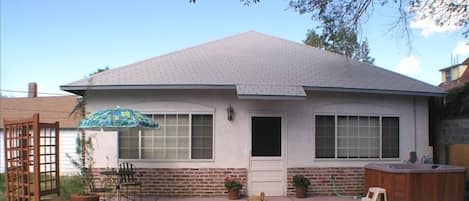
top-left (0, 83), bottom-right (82, 174)
top-left (60, 31), bottom-right (444, 196)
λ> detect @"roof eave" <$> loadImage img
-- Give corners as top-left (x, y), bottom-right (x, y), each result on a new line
top-left (60, 84), bottom-right (236, 95)
top-left (439, 63), bottom-right (468, 71)
top-left (303, 86), bottom-right (446, 97)
top-left (61, 84), bottom-right (446, 97)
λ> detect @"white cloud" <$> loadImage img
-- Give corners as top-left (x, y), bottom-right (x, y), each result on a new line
top-left (410, 18), bottom-right (461, 37)
top-left (394, 56), bottom-right (421, 75)
top-left (409, 0), bottom-right (465, 37)
top-left (452, 41), bottom-right (469, 58)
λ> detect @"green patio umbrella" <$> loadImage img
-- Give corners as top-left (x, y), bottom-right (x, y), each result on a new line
top-left (78, 107), bottom-right (159, 129)
top-left (78, 107), bottom-right (158, 201)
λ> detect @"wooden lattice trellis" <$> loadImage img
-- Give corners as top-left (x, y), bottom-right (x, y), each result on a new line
top-left (3, 113), bottom-right (60, 201)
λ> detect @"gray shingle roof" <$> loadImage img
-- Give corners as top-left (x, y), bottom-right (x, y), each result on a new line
top-left (236, 84), bottom-right (307, 99)
top-left (61, 31), bottom-right (444, 97)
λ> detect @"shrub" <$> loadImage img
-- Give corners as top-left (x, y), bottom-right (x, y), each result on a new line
top-left (224, 176), bottom-right (242, 190)
top-left (60, 176), bottom-right (83, 200)
top-left (292, 175), bottom-right (311, 188)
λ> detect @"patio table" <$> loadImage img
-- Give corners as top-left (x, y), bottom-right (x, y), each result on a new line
top-left (100, 169), bottom-right (123, 201)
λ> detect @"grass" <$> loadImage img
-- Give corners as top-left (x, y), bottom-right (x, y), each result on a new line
top-left (0, 174), bottom-right (4, 201)
top-left (0, 174), bottom-right (83, 201)
top-left (59, 176), bottom-right (83, 200)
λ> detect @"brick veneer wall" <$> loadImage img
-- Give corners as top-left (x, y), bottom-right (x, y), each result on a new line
top-left (287, 167), bottom-right (364, 196)
top-left (92, 168), bottom-right (247, 196)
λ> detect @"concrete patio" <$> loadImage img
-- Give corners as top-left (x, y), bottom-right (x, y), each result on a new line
top-left (140, 196), bottom-right (359, 201)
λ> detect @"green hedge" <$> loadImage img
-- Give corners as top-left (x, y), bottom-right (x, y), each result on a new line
top-left (444, 83), bottom-right (469, 117)
top-left (0, 174), bottom-right (82, 201)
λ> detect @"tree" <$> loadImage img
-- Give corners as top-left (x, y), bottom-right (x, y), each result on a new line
top-left (190, 0), bottom-right (469, 38)
top-left (304, 29), bottom-right (375, 64)
top-left (444, 83), bottom-right (469, 117)
top-left (292, 0), bottom-right (467, 38)
top-left (89, 66), bottom-right (109, 76)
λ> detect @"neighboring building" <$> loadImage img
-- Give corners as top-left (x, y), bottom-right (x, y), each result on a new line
top-left (61, 31), bottom-right (444, 196)
top-left (439, 57), bottom-right (469, 91)
top-left (0, 83), bottom-right (82, 175)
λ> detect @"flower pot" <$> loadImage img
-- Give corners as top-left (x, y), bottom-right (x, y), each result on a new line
top-left (228, 189), bottom-right (240, 200)
top-left (295, 186), bottom-right (307, 198)
top-left (71, 194), bottom-right (100, 201)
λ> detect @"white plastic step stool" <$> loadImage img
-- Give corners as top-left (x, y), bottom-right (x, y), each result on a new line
top-left (361, 187), bottom-right (387, 201)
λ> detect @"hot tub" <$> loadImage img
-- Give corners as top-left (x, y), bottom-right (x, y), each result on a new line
top-left (364, 163), bottom-right (465, 201)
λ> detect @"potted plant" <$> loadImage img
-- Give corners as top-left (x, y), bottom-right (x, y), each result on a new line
top-left (293, 175), bottom-right (310, 198)
top-left (224, 176), bottom-right (242, 200)
top-left (68, 135), bottom-right (100, 201)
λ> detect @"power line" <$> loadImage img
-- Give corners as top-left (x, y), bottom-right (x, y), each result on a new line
top-left (0, 89), bottom-right (70, 96)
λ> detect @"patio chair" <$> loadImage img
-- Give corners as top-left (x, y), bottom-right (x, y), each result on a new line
top-left (89, 179), bottom-right (113, 201)
top-left (362, 187), bottom-right (387, 201)
top-left (118, 162), bottom-right (142, 201)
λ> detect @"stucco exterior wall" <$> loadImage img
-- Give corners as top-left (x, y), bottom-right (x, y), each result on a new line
top-left (85, 89), bottom-right (432, 169)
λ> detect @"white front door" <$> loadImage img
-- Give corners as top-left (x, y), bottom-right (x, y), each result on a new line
top-left (248, 116), bottom-right (286, 196)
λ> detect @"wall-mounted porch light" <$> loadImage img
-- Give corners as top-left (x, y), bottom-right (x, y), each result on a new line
top-left (227, 104), bottom-right (234, 121)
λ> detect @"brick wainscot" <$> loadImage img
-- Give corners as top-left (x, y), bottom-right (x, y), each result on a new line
top-left (287, 167), bottom-right (364, 196)
top-left (92, 168), bottom-right (248, 196)
top-left (92, 167), bottom-right (363, 196)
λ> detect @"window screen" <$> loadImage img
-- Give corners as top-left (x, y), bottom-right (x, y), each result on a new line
top-left (252, 117), bottom-right (281, 157)
top-left (118, 113), bottom-right (213, 160)
top-left (315, 115), bottom-right (398, 159)
top-left (382, 117), bottom-right (399, 158)
top-left (315, 116), bottom-right (335, 158)
top-left (191, 115), bottom-right (213, 159)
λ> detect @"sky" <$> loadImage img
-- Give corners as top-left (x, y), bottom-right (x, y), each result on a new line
top-left (1, 0), bottom-right (469, 97)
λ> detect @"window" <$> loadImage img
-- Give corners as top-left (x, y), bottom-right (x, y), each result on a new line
top-left (119, 114), bottom-right (213, 160)
top-left (382, 117), bottom-right (399, 158)
top-left (445, 70), bottom-right (452, 82)
top-left (191, 115), bottom-right (213, 159)
top-left (251, 117), bottom-right (281, 157)
top-left (315, 115), bottom-right (399, 159)
top-left (315, 116), bottom-right (335, 158)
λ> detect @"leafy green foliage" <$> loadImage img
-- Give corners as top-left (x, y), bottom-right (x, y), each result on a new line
top-left (0, 174), bottom-right (4, 201)
top-left (191, 1), bottom-right (468, 38)
top-left (304, 29), bottom-right (375, 64)
top-left (89, 66), bottom-right (109, 76)
top-left (66, 135), bottom-right (95, 194)
top-left (60, 176), bottom-right (83, 200)
top-left (0, 174), bottom-right (81, 201)
top-left (292, 175), bottom-right (311, 188)
top-left (224, 176), bottom-right (243, 190)
top-left (290, 0), bottom-right (468, 38)
top-left (444, 83), bottom-right (469, 117)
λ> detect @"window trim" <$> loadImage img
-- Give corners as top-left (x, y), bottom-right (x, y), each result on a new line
top-left (118, 112), bottom-right (215, 162)
top-left (313, 113), bottom-right (401, 161)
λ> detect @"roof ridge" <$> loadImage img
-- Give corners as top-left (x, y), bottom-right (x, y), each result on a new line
top-left (62, 31), bottom-right (443, 96)
top-left (251, 30), bottom-right (352, 60)
top-left (69, 30), bottom-right (342, 86)
top-left (254, 31), bottom-right (440, 89)
top-left (357, 59), bottom-right (441, 89)
top-left (83, 31), bottom-right (258, 82)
